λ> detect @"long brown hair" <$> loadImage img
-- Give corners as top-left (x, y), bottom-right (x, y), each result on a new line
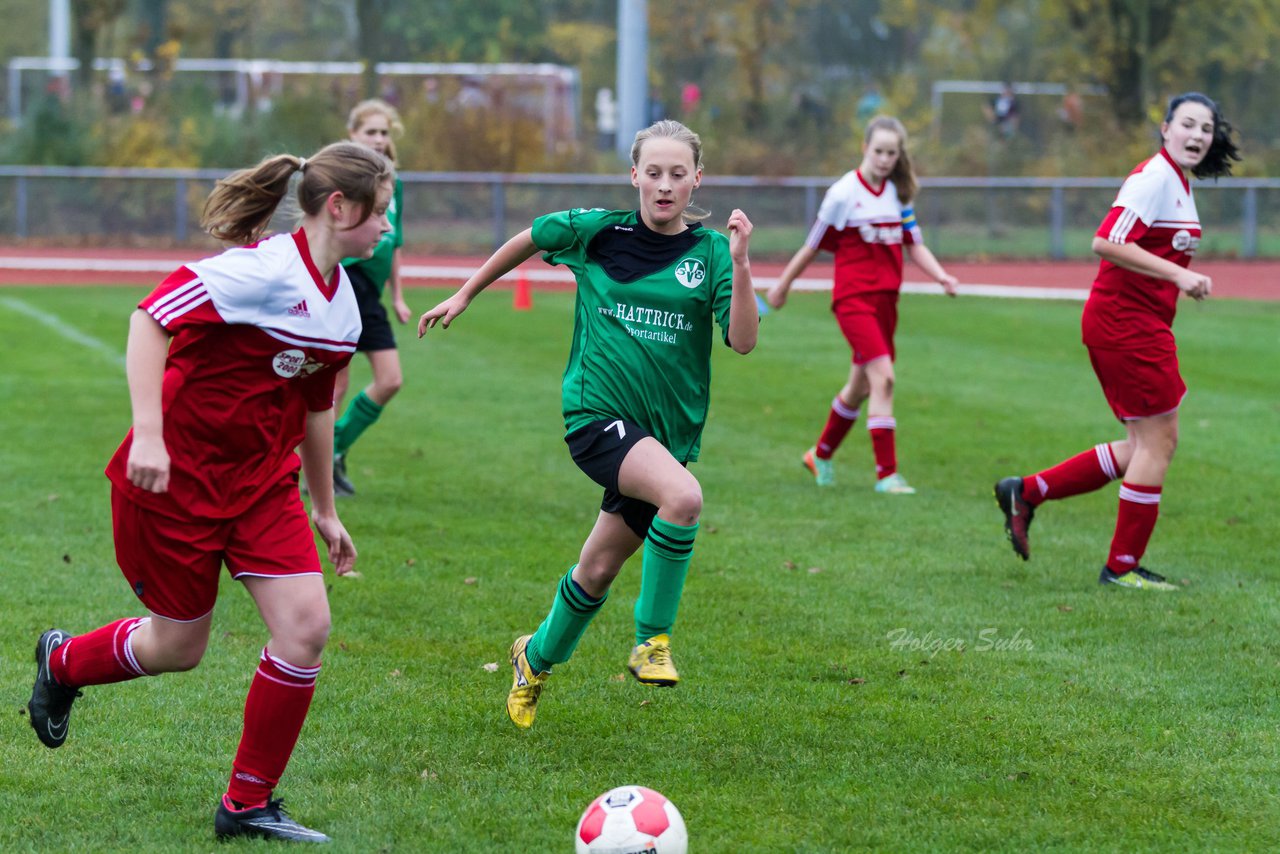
top-left (201, 142), bottom-right (393, 246)
top-left (864, 116), bottom-right (917, 204)
top-left (347, 98), bottom-right (404, 165)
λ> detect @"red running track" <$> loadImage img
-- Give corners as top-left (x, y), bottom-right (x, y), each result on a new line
top-left (0, 247), bottom-right (1276, 300)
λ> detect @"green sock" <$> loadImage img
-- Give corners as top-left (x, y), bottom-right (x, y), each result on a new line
top-left (334, 390), bottom-right (383, 457)
top-left (634, 516), bottom-right (699, 646)
top-left (526, 567), bottom-right (606, 674)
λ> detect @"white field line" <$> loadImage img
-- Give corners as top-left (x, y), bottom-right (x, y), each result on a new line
top-left (0, 257), bottom-right (1090, 301)
top-left (0, 296), bottom-right (127, 370)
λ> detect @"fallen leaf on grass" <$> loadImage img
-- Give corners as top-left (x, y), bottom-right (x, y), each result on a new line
top-left (610, 673), bottom-right (626, 682)
top-left (390, 669), bottom-right (402, 678)
top-left (463, 577), bottom-right (478, 585)
top-left (1056, 604), bottom-right (1073, 612)
top-left (420, 769), bottom-right (438, 781)
top-left (404, 558), bottom-right (416, 567)
top-left (638, 700), bottom-right (651, 707)
top-left (1006, 771), bottom-right (1030, 781)
top-left (807, 567), bottom-right (823, 574)
top-left (482, 662), bottom-right (499, 672)
top-left (782, 561), bottom-right (796, 570)
top-left (847, 678), bottom-right (866, 685)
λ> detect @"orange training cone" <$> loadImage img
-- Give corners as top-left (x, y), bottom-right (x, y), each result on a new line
top-left (513, 271), bottom-right (533, 311)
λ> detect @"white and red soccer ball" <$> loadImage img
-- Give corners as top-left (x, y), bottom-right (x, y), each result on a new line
top-left (575, 785), bottom-right (688, 854)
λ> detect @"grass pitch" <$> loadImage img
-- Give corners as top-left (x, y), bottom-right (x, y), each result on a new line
top-left (1, 284), bottom-right (1277, 852)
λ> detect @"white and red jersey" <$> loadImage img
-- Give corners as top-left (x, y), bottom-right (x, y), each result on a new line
top-left (106, 229), bottom-right (361, 519)
top-left (1084, 148), bottom-right (1200, 350)
top-left (806, 169), bottom-right (922, 302)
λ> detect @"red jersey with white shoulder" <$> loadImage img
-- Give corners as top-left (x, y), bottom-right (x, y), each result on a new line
top-left (106, 229), bottom-right (361, 519)
top-left (806, 169), bottom-right (922, 302)
top-left (1083, 148), bottom-right (1200, 350)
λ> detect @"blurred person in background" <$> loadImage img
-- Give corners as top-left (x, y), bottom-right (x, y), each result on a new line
top-left (767, 115), bottom-right (957, 494)
top-left (330, 99), bottom-right (412, 496)
top-left (994, 92), bottom-right (1240, 590)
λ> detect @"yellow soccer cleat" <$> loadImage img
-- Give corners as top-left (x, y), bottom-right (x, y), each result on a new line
top-left (1099, 566), bottom-right (1179, 591)
top-left (627, 634), bottom-right (680, 687)
top-left (506, 634), bottom-right (549, 729)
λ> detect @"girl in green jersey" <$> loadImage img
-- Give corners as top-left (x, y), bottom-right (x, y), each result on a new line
top-left (331, 99), bottom-right (411, 496)
top-left (419, 120), bottom-right (758, 728)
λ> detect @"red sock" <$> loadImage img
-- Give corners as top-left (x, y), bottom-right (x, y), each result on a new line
top-left (1023, 443), bottom-right (1119, 505)
top-left (226, 648), bottom-right (320, 807)
top-left (1106, 482), bottom-right (1162, 574)
top-left (48, 618), bottom-right (151, 688)
top-left (867, 416), bottom-right (897, 478)
top-left (816, 397), bottom-right (859, 459)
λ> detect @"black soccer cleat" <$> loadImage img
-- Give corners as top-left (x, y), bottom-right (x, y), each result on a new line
top-left (332, 455), bottom-right (356, 497)
top-left (994, 477), bottom-right (1035, 561)
top-left (29, 628), bottom-right (82, 749)
top-left (215, 796), bottom-right (331, 843)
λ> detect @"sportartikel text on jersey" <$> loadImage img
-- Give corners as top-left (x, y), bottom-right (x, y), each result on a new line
top-left (1084, 148), bottom-right (1201, 351)
top-left (532, 208), bottom-right (736, 463)
top-left (807, 170), bottom-right (922, 301)
top-left (105, 229), bottom-right (362, 519)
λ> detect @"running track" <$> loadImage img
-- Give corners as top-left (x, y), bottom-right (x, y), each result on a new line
top-left (0, 248), bottom-right (1276, 301)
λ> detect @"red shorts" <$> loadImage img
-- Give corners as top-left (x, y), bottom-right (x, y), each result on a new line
top-left (111, 476), bottom-right (322, 622)
top-left (834, 292), bottom-right (898, 365)
top-left (1087, 346), bottom-right (1186, 422)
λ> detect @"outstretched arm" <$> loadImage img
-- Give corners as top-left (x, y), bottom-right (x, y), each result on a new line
top-left (1091, 237), bottom-right (1211, 300)
top-left (767, 242), bottom-right (819, 310)
top-left (418, 229), bottom-right (540, 334)
top-left (907, 243), bottom-right (958, 296)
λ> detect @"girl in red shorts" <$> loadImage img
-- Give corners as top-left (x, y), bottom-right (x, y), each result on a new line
top-left (27, 142), bottom-right (394, 841)
top-left (994, 92), bottom-right (1240, 590)
top-left (767, 115), bottom-right (957, 494)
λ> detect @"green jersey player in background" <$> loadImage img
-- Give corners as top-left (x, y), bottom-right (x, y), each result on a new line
top-left (418, 120), bottom-right (758, 728)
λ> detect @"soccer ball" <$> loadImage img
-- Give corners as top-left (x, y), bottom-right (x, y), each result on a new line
top-left (574, 785), bottom-right (688, 854)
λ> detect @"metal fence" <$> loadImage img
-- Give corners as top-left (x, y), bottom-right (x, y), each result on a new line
top-left (2, 166), bottom-right (1277, 260)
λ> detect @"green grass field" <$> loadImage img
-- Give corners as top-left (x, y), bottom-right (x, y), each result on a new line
top-left (2, 285), bottom-right (1277, 852)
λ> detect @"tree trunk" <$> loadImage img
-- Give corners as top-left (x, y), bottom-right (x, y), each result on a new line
top-left (356, 0), bottom-right (386, 99)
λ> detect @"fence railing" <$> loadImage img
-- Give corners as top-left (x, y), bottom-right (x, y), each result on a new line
top-left (2, 166), bottom-right (1277, 260)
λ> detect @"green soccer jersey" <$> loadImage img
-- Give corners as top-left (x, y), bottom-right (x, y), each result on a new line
top-left (342, 177), bottom-right (403, 292)
top-left (531, 208), bottom-right (736, 463)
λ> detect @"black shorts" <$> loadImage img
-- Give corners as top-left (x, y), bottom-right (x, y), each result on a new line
top-left (346, 265), bottom-right (397, 352)
top-left (565, 418), bottom-right (659, 539)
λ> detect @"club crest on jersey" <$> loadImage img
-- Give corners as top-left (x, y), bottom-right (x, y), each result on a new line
top-left (674, 258), bottom-right (705, 289)
top-left (272, 349), bottom-right (307, 378)
top-left (1171, 229), bottom-right (1199, 254)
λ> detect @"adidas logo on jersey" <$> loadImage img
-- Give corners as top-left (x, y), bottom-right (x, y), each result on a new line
top-left (287, 300), bottom-right (310, 318)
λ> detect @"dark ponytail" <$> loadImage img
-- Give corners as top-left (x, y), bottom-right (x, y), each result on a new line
top-left (1165, 92), bottom-right (1241, 180)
